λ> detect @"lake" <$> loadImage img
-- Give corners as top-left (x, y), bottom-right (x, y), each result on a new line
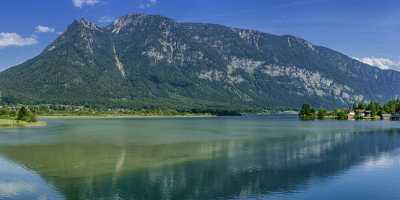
top-left (0, 115), bottom-right (400, 200)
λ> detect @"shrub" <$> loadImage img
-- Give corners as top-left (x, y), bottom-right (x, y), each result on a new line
top-left (317, 108), bottom-right (328, 120)
top-left (335, 109), bottom-right (348, 120)
top-left (16, 106), bottom-right (37, 122)
top-left (299, 104), bottom-right (316, 120)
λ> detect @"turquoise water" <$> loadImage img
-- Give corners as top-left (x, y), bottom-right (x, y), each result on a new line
top-left (0, 115), bottom-right (400, 199)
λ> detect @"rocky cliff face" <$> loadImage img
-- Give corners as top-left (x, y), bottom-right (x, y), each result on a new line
top-left (1, 13), bottom-right (400, 109)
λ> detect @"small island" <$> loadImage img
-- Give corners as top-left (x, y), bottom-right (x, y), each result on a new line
top-left (0, 106), bottom-right (46, 128)
top-left (299, 99), bottom-right (400, 121)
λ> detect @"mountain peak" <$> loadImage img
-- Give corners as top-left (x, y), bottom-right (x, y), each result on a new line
top-left (78, 18), bottom-right (102, 31)
top-left (1, 13), bottom-right (399, 109)
top-left (110, 13), bottom-right (174, 34)
top-left (78, 17), bottom-right (89, 23)
top-left (66, 18), bottom-right (103, 33)
top-left (121, 12), bottom-right (174, 21)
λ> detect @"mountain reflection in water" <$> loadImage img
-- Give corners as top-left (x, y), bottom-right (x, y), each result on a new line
top-left (0, 117), bottom-right (399, 200)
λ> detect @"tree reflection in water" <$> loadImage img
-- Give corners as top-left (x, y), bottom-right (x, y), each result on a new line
top-left (4, 128), bottom-right (398, 200)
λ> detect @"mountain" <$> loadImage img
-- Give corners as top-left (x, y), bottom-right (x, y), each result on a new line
top-left (1, 13), bottom-right (400, 110)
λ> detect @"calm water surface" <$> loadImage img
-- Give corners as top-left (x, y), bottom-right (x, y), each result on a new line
top-left (0, 115), bottom-right (400, 200)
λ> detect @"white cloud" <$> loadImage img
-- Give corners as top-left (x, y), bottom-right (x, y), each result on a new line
top-left (35, 25), bottom-right (55, 33)
top-left (72, 0), bottom-right (100, 8)
top-left (355, 57), bottom-right (400, 72)
top-left (0, 33), bottom-right (37, 48)
top-left (139, 0), bottom-right (158, 8)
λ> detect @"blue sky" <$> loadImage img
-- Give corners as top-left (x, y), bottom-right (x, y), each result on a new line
top-left (1, 0), bottom-right (400, 71)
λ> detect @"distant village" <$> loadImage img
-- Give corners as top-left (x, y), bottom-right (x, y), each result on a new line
top-left (346, 109), bottom-right (400, 121)
top-left (299, 100), bottom-right (400, 121)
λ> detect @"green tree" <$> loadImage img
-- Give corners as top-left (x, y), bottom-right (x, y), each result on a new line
top-left (299, 104), bottom-right (316, 120)
top-left (317, 108), bottom-right (328, 120)
top-left (16, 106), bottom-right (37, 122)
top-left (0, 107), bottom-right (10, 118)
top-left (354, 102), bottom-right (367, 110)
top-left (367, 101), bottom-right (382, 117)
top-left (354, 112), bottom-right (363, 120)
top-left (384, 99), bottom-right (400, 114)
top-left (335, 109), bottom-right (348, 120)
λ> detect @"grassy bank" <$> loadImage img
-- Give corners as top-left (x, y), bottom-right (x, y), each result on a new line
top-left (40, 113), bottom-right (215, 119)
top-left (0, 119), bottom-right (47, 128)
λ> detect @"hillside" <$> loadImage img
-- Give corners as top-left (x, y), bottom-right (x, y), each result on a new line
top-left (1, 13), bottom-right (400, 110)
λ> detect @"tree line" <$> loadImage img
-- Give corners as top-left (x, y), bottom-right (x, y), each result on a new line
top-left (0, 106), bottom-right (37, 122)
top-left (299, 99), bottom-right (400, 120)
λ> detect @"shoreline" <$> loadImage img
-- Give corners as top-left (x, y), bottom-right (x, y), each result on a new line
top-left (39, 114), bottom-right (216, 119)
top-left (0, 119), bottom-right (47, 128)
